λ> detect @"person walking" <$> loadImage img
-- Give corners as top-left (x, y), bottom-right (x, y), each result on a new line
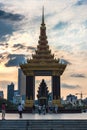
top-left (55, 104), bottom-right (58, 113)
top-left (18, 103), bottom-right (23, 118)
top-left (38, 105), bottom-right (41, 114)
top-left (2, 102), bottom-right (6, 120)
top-left (32, 104), bottom-right (35, 113)
top-left (42, 105), bottom-right (46, 115)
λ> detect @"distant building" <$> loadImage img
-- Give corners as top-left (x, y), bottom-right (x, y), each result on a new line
top-left (0, 91), bottom-right (4, 98)
top-left (66, 94), bottom-right (77, 105)
top-left (13, 95), bottom-right (22, 104)
top-left (18, 68), bottom-right (26, 100)
top-left (7, 82), bottom-right (14, 102)
top-left (13, 89), bottom-right (23, 104)
top-left (83, 98), bottom-right (87, 105)
top-left (14, 90), bottom-right (19, 96)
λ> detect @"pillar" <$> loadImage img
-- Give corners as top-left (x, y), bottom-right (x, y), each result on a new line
top-left (25, 76), bottom-right (35, 108)
top-left (52, 76), bottom-right (61, 106)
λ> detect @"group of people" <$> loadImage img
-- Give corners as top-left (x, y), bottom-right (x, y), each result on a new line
top-left (1, 102), bottom-right (24, 120)
top-left (38, 105), bottom-right (46, 115)
top-left (1, 103), bottom-right (58, 119)
top-left (36, 104), bottom-right (58, 114)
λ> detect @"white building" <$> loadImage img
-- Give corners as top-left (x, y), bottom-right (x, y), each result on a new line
top-left (14, 90), bottom-right (19, 96)
top-left (18, 68), bottom-right (26, 100)
top-left (13, 95), bottom-right (22, 104)
top-left (66, 94), bottom-right (77, 106)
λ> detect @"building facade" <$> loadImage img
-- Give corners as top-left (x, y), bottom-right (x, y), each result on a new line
top-left (18, 68), bottom-right (26, 100)
top-left (0, 91), bottom-right (4, 98)
top-left (66, 94), bottom-right (77, 106)
top-left (7, 82), bottom-right (14, 102)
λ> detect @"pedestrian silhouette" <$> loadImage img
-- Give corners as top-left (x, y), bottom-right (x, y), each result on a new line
top-left (2, 102), bottom-right (6, 120)
top-left (18, 103), bottom-right (23, 118)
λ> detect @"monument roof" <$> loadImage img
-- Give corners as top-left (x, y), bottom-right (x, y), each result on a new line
top-left (20, 7), bottom-right (66, 76)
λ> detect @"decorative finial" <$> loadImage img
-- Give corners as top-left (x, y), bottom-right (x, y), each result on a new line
top-left (42, 6), bottom-right (44, 25)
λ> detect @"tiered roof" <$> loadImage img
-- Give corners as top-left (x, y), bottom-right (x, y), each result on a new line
top-left (20, 7), bottom-right (66, 76)
top-left (31, 7), bottom-right (54, 63)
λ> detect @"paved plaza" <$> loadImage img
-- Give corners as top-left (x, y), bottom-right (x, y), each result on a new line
top-left (0, 113), bottom-right (87, 120)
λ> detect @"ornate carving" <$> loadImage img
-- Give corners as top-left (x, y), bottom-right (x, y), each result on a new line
top-left (37, 79), bottom-right (49, 106)
top-left (25, 99), bottom-right (34, 107)
top-left (52, 99), bottom-right (62, 107)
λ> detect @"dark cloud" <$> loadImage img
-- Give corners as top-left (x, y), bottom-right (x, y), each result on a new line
top-left (13, 43), bottom-right (25, 49)
top-left (53, 21), bottom-right (68, 30)
top-left (0, 54), bottom-right (4, 61)
top-left (0, 20), bottom-right (14, 39)
top-left (5, 54), bottom-right (26, 67)
top-left (0, 54), bottom-right (3, 59)
top-left (62, 83), bottom-right (81, 89)
top-left (0, 52), bottom-right (9, 63)
top-left (13, 44), bottom-right (36, 52)
top-left (0, 43), bottom-right (8, 47)
top-left (0, 10), bottom-right (24, 21)
top-left (71, 74), bottom-right (86, 78)
top-left (0, 43), bottom-right (4, 46)
top-left (27, 46), bottom-right (36, 50)
top-left (75, 0), bottom-right (87, 6)
top-left (0, 10), bottom-right (24, 41)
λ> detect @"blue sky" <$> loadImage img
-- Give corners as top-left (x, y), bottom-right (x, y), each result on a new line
top-left (0, 0), bottom-right (87, 99)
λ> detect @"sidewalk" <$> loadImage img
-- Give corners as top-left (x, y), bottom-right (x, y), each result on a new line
top-left (0, 113), bottom-right (87, 120)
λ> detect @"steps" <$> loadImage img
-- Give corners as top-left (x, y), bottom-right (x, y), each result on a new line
top-left (0, 120), bottom-right (87, 130)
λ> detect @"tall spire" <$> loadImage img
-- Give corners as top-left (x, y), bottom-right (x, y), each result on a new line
top-left (31, 6), bottom-right (55, 61)
top-left (42, 6), bottom-right (45, 25)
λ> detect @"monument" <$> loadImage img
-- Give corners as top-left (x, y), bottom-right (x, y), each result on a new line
top-left (37, 79), bottom-right (49, 106)
top-left (20, 7), bottom-right (66, 111)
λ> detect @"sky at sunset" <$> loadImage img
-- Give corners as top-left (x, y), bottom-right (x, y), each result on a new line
top-left (0, 0), bottom-right (87, 99)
